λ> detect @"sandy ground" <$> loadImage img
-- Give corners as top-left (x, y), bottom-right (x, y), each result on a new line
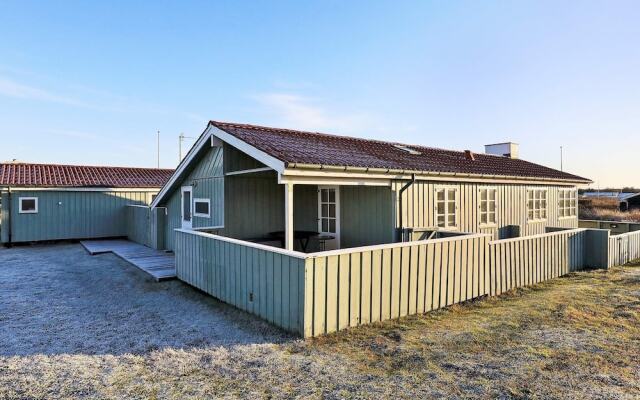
top-left (1, 243), bottom-right (639, 399)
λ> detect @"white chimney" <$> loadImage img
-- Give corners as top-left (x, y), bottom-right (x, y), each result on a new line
top-left (485, 142), bottom-right (519, 159)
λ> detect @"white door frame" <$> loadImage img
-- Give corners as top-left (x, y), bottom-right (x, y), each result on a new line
top-left (318, 185), bottom-right (340, 249)
top-left (181, 186), bottom-right (193, 229)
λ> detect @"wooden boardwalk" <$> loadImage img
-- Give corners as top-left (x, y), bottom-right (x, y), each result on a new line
top-left (81, 239), bottom-right (176, 281)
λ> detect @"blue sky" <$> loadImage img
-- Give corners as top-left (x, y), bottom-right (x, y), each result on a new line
top-left (1, 1), bottom-right (638, 187)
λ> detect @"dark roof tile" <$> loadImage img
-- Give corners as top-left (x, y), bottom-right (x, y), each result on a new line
top-left (0, 163), bottom-right (174, 188)
top-left (210, 121), bottom-right (590, 183)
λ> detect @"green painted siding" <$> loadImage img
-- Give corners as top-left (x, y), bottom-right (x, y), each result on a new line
top-left (0, 191), bottom-right (9, 244)
top-left (126, 205), bottom-right (151, 246)
top-left (224, 143), bottom-right (265, 173)
top-left (340, 186), bottom-right (394, 248)
top-left (392, 181), bottom-right (579, 240)
top-left (161, 145), bottom-right (225, 251)
top-left (3, 190), bottom-right (153, 243)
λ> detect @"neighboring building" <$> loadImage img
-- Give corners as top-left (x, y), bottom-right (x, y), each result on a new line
top-left (0, 163), bottom-right (173, 245)
top-left (150, 121), bottom-right (591, 252)
top-left (621, 193), bottom-right (640, 211)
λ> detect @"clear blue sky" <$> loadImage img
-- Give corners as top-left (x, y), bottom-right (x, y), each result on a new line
top-left (1, 1), bottom-right (638, 188)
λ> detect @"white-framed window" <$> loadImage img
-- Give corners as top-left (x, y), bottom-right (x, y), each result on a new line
top-left (479, 187), bottom-right (497, 226)
top-left (527, 189), bottom-right (547, 222)
top-left (558, 189), bottom-right (577, 218)
top-left (19, 197), bottom-right (38, 214)
top-left (193, 198), bottom-right (211, 218)
top-left (435, 186), bottom-right (458, 229)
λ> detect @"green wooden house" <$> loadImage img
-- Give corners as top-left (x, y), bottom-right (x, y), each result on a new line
top-left (0, 163), bottom-right (173, 245)
top-left (150, 121), bottom-right (591, 253)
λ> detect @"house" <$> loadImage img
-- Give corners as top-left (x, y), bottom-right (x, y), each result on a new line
top-left (0, 162), bottom-right (173, 245)
top-left (150, 121), bottom-right (591, 253)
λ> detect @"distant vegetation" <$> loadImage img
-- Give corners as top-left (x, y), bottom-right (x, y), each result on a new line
top-left (580, 196), bottom-right (640, 222)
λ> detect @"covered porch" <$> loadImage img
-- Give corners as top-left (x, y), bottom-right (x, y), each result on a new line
top-left (216, 170), bottom-right (396, 253)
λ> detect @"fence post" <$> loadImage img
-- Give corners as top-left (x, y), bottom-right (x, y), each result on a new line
top-left (584, 229), bottom-right (610, 269)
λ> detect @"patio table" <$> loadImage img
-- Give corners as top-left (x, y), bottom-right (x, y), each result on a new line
top-left (268, 230), bottom-right (319, 252)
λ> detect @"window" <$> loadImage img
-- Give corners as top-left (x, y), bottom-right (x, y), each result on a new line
top-left (559, 189), bottom-right (577, 218)
top-left (527, 189), bottom-right (547, 221)
top-left (479, 188), bottom-right (497, 226)
top-left (436, 187), bottom-right (458, 229)
top-left (318, 187), bottom-right (338, 234)
top-left (19, 197), bottom-right (38, 214)
top-left (193, 198), bottom-right (210, 218)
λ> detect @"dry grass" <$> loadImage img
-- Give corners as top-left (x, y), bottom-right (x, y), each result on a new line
top-left (1, 245), bottom-right (640, 399)
top-left (580, 206), bottom-right (640, 222)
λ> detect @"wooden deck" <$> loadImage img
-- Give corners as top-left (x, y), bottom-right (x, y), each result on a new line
top-left (81, 239), bottom-right (176, 281)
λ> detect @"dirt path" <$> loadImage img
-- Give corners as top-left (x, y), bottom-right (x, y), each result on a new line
top-left (1, 244), bottom-right (638, 399)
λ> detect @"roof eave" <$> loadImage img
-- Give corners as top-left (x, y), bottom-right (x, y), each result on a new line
top-left (285, 162), bottom-right (592, 185)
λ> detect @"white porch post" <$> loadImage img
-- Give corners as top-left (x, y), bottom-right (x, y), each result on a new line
top-left (284, 182), bottom-right (294, 250)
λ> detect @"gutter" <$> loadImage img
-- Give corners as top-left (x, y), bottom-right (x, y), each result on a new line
top-left (285, 162), bottom-right (592, 185)
top-left (398, 174), bottom-right (416, 242)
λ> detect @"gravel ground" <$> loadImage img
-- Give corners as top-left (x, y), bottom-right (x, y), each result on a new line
top-left (1, 243), bottom-right (639, 399)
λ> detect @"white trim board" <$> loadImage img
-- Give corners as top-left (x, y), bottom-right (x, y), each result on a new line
top-left (5, 187), bottom-right (160, 192)
top-left (209, 125), bottom-right (286, 174)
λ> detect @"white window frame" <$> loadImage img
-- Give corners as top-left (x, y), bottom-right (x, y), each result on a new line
top-left (527, 188), bottom-right (548, 222)
top-left (18, 197), bottom-right (38, 214)
top-left (478, 187), bottom-right (498, 227)
top-left (193, 198), bottom-right (211, 218)
top-left (317, 186), bottom-right (341, 249)
top-left (558, 189), bottom-right (577, 218)
top-left (435, 186), bottom-right (459, 230)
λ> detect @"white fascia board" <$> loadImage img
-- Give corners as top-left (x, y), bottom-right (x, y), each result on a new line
top-left (208, 126), bottom-right (286, 174)
top-left (8, 187), bottom-right (160, 192)
top-left (151, 125), bottom-right (214, 208)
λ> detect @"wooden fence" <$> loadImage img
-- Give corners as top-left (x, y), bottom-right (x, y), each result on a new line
top-left (175, 229), bottom-right (306, 334)
top-left (125, 205), bottom-right (151, 247)
top-left (174, 227), bottom-right (621, 337)
top-left (303, 234), bottom-right (490, 337)
top-left (608, 231), bottom-right (640, 267)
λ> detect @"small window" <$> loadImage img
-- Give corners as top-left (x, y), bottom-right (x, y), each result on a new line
top-left (19, 197), bottom-right (38, 214)
top-left (559, 189), bottom-right (577, 218)
top-left (435, 187), bottom-right (458, 229)
top-left (527, 189), bottom-right (547, 222)
top-left (193, 198), bottom-right (210, 218)
top-left (479, 188), bottom-right (497, 226)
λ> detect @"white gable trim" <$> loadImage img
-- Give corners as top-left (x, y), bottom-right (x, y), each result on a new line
top-left (151, 123), bottom-right (287, 208)
top-left (151, 126), bottom-right (214, 208)
top-left (208, 125), bottom-right (285, 174)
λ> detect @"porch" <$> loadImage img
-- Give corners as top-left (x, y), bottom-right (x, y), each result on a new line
top-left (190, 171), bottom-right (396, 253)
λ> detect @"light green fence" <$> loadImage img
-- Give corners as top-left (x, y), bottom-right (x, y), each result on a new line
top-left (175, 227), bottom-right (617, 337)
top-left (125, 205), bottom-right (151, 247)
top-left (175, 229), bottom-right (306, 334)
top-left (608, 231), bottom-right (640, 268)
top-left (304, 234), bottom-right (490, 337)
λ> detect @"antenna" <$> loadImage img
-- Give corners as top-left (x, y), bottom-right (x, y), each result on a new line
top-left (157, 130), bottom-right (160, 169)
top-left (560, 146), bottom-right (563, 172)
top-left (178, 133), bottom-right (195, 162)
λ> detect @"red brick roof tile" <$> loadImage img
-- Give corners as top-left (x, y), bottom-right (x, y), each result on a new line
top-left (0, 163), bottom-right (174, 188)
top-left (210, 121), bottom-right (591, 183)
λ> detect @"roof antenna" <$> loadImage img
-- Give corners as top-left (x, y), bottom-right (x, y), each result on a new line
top-left (560, 146), bottom-right (564, 172)
top-left (157, 130), bottom-right (160, 169)
top-left (179, 132), bottom-right (195, 162)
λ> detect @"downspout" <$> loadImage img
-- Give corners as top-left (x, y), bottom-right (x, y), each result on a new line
top-left (398, 173), bottom-right (416, 242)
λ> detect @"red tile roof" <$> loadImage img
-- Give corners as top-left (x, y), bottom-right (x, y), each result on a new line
top-left (0, 163), bottom-right (174, 188)
top-left (210, 121), bottom-right (591, 183)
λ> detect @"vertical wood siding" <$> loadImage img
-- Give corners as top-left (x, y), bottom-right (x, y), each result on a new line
top-left (302, 228), bottom-right (601, 337)
top-left (608, 231), bottom-right (640, 267)
top-left (162, 145), bottom-right (224, 251)
top-left (392, 181), bottom-right (579, 239)
top-left (126, 205), bottom-right (151, 246)
top-left (174, 229), bottom-right (306, 334)
top-left (340, 186), bottom-right (395, 248)
top-left (6, 190), bottom-right (153, 243)
top-left (303, 234), bottom-right (491, 337)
